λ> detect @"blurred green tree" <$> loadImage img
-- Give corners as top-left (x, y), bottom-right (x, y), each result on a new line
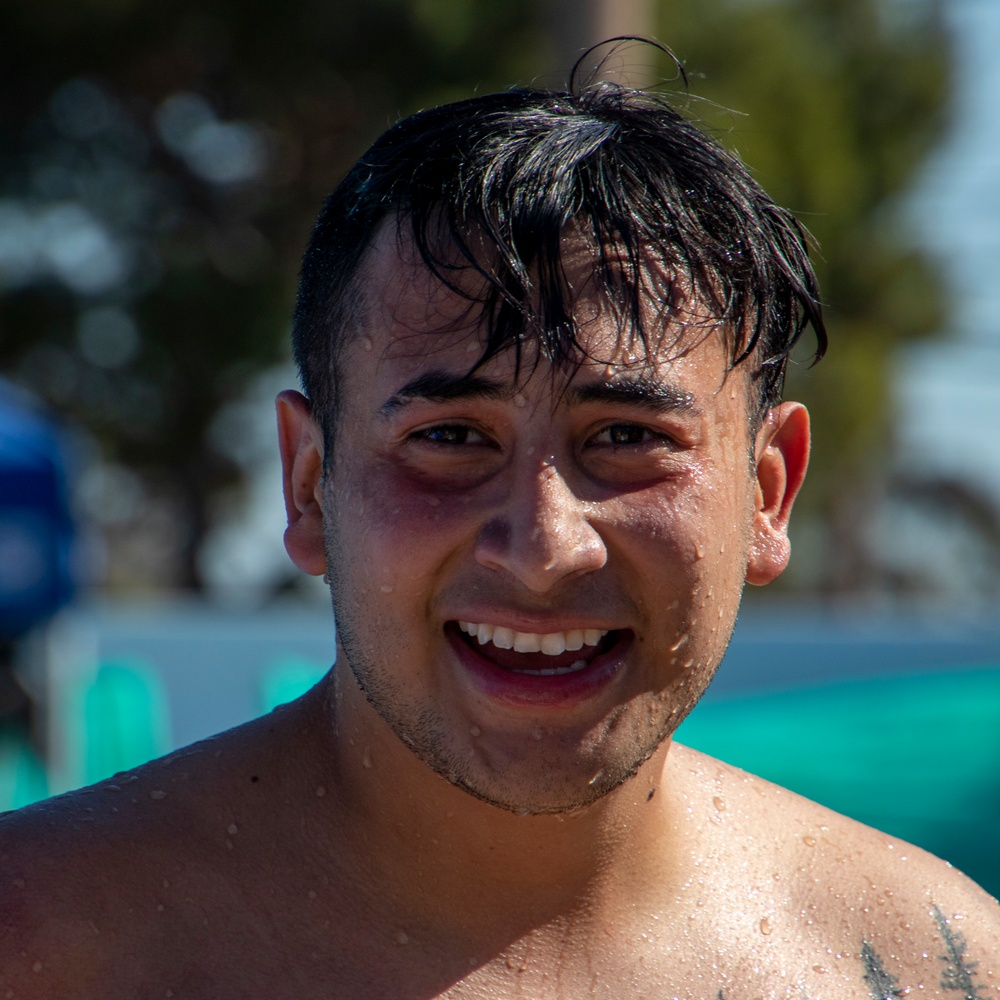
top-left (0, 0), bottom-right (541, 590)
top-left (652, 0), bottom-right (952, 593)
top-left (0, 0), bottom-right (953, 596)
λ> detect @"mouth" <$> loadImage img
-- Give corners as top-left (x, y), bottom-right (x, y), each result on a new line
top-left (446, 619), bottom-right (631, 706)
top-left (456, 621), bottom-right (616, 674)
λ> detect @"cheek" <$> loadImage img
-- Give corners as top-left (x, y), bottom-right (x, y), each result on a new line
top-left (612, 469), bottom-right (752, 630)
top-left (613, 462), bottom-right (750, 564)
top-left (328, 455), bottom-right (478, 592)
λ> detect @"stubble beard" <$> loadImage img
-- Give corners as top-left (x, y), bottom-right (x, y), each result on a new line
top-left (328, 579), bottom-right (708, 816)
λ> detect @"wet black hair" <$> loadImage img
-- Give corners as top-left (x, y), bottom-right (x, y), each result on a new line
top-left (292, 72), bottom-right (826, 448)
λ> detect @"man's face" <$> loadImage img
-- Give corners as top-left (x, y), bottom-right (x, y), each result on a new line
top-left (301, 227), bottom-right (804, 815)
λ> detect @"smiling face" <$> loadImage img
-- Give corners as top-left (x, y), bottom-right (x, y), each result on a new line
top-left (279, 225), bottom-right (809, 815)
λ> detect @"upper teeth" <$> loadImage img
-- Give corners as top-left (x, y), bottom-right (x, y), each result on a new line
top-left (458, 622), bottom-right (607, 655)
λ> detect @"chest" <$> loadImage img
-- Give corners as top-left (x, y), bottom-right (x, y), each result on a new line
top-left (130, 909), bottom-right (890, 1000)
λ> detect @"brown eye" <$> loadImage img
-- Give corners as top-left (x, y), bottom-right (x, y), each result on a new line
top-left (413, 424), bottom-right (485, 446)
top-left (593, 424), bottom-right (656, 446)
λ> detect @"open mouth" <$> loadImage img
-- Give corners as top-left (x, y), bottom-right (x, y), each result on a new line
top-left (449, 620), bottom-right (622, 676)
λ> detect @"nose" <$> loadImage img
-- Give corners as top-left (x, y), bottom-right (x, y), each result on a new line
top-left (473, 457), bottom-right (607, 592)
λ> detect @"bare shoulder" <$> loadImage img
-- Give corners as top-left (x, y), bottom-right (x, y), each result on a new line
top-left (0, 696), bottom-right (327, 998)
top-left (671, 743), bottom-right (1000, 997)
top-left (0, 739), bottom-right (230, 996)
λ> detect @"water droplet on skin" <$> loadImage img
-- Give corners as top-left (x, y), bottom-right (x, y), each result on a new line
top-left (156, 903), bottom-right (165, 912)
top-left (363, 336), bottom-right (373, 351)
top-left (812, 966), bottom-right (828, 974)
top-left (396, 930), bottom-right (409, 945)
top-left (670, 634), bottom-right (688, 651)
top-left (513, 393), bottom-right (527, 408)
top-left (759, 917), bottom-right (772, 935)
top-left (712, 796), bottom-right (726, 811)
top-left (315, 785), bottom-right (327, 797)
top-left (32, 960), bottom-right (43, 973)
top-left (588, 770), bottom-right (604, 786)
top-left (469, 725), bottom-right (481, 737)
top-left (526, 446), bottom-right (536, 456)
top-left (227, 823), bottom-right (238, 836)
top-left (803, 835), bottom-right (817, 847)
top-left (149, 790), bottom-right (167, 800)
top-left (693, 542), bottom-right (704, 560)
top-left (362, 747), bottom-right (372, 768)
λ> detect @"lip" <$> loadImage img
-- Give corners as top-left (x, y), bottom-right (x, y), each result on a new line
top-left (445, 620), bottom-right (633, 708)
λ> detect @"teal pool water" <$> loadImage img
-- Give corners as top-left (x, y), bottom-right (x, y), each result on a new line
top-left (3, 658), bottom-right (997, 900)
top-left (676, 665), bottom-right (1000, 898)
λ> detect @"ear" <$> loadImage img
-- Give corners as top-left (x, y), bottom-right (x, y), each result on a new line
top-left (745, 402), bottom-right (810, 586)
top-left (276, 389), bottom-right (327, 576)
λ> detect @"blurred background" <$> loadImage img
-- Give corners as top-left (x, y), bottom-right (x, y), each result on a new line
top-left (1, 0), bottom-right (998, 890)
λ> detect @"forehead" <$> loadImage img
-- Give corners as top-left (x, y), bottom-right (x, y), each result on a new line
top-left (351, 221), bottom-right (736, 387)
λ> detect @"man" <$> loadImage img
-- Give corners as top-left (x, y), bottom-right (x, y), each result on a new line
top-left (2, 81), bottom-right (998, 999)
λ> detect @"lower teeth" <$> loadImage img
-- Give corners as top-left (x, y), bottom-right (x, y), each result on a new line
top-left (512, 659), bottom-right (589, 677)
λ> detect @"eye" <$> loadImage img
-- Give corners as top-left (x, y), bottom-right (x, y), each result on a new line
top-left (590, 423), bottom-right (669, 447)
top-left (411, 424), bottom-right (488, 446)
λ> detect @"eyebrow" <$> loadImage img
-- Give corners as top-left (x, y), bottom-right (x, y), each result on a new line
top-left (380, 367), bottom-right (699, 416)
top-left (567, 373), bottom-right (699, 414)
top-left (381, 370), bottom-right (511, 414)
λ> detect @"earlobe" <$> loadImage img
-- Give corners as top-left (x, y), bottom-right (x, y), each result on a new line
top-left (745, 402), bottom-right (810, 586)
top-left (275, 389), bottom-right (328, 577)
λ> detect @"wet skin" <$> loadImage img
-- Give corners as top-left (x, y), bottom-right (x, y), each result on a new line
top-left (2, 229), bottom-right (999, 999)
top-left (279, 226), bottom-right (809, 816)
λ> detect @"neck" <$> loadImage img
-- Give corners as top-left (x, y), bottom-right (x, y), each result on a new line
top-left (306, 665), bottom-right (689, 938)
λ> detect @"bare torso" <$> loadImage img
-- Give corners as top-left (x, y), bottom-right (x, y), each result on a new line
top-left (2, 688), bottom-right (997, 1000)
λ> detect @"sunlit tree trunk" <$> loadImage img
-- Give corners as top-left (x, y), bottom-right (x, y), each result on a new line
top-left (545, 0), bottom-right (656, 84)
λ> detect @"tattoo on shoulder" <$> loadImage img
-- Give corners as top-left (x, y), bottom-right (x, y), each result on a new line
top-left (932, 903), bottom-right (992, 999)
top-left (721, 903), bottom-right (991, 1000)
top-left (857, 904), bottom-right (992, 1000)
top-left (862, 941), bottom-right (905, 999)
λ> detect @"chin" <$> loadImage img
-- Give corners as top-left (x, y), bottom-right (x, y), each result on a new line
top-left (399, 705), bottom-right (673, 817)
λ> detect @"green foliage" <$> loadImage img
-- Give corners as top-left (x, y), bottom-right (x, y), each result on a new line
top-left (0, 0), bottom-right (953, 594)
top-left (654, 0), bottom-right (953, 591)
top-left (0, 0), bottom-right (540, 589)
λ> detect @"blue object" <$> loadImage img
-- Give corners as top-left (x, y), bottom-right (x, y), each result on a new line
top-left (0, 380), bottom-right (77, 636)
